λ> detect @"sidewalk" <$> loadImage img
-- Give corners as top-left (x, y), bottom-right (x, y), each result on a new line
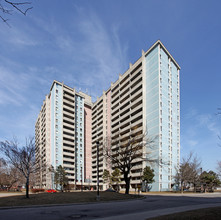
top-left (0, 192), bottom-right (25, 198)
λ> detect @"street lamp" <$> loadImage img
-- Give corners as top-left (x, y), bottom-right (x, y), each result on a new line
top-left (81, 165), bottom-right (83, 192)
top-left (96, 141), bottom-right (100, 201)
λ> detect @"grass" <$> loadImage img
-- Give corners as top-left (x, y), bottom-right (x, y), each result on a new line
top-left (0, 191), bottom-right (142, 207)
top-left (148, 207), bottom-right (221, 220)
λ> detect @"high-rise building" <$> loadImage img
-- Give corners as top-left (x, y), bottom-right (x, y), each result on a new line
top-left (35, 81), bottom-right (92, 189)
top-left (91, 40), bottom-right (180, 191)
top-left (35, 40), bottom-right (180, 191)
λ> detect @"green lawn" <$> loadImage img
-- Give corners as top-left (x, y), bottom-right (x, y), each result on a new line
top-left (0, 191), bottom-right (142, 207)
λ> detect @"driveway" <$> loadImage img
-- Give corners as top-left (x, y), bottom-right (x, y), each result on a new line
top-left (0, 193), bottom-right (221, 220)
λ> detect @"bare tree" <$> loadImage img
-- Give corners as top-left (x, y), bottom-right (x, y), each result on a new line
top-left (0, 0), bottom-right (32, 25)
top-left (174, 152), bottom-right (201, 193)
top-left (104, 131), bottom-right (156, 194)
top-left (0, 137), bottom-right (40, 198)
top-left (0, 159), bottom-right (24, 191)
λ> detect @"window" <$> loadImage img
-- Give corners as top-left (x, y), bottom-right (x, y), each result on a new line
top-left (56, 89), bottom-right (58, 94)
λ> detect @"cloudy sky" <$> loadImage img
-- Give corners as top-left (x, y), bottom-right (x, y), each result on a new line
top-left (0, 0), bottom-right (221, 172)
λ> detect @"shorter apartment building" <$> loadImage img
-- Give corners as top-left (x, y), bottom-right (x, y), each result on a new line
top-left (35, 81), bottom-right (92, 189)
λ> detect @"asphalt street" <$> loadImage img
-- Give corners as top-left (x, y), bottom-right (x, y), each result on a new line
top-left (0, 193), bottom-right (221, 220)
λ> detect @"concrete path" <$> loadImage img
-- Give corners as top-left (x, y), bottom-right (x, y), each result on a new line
top-left (0, 192), bottom-right (25, 198)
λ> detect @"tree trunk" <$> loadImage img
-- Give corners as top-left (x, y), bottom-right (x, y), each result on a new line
top-left (26, 178), bottom-right (29, 198)
top-left (181, 183), bottom-right (183, 194)
top-left (193, 183), bottom-right (196, 193)
top-left (125, 176), bottom-right (131, 194)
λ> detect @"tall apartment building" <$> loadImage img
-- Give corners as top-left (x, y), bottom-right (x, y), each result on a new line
top-left (91, 40), bottom-right (180, 191)
top-left (35, 40), bottom-right (180, 191)
top-left (35, 81), bottom-right (92, 189)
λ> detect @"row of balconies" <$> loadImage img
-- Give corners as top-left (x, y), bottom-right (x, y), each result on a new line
top-left (111, 84), bottom-right (142, 116)
top-left (63, 98), bottom-right (75, 108)
top-left (111, 65), bottom-right (142, 99)
top-left (111, 72), bottom-right (142, 104)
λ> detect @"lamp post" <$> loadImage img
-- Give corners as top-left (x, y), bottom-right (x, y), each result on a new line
top-left (81, 165), bottom-right (83, 192)
top-left (96, 141), bottom-right (100, 201)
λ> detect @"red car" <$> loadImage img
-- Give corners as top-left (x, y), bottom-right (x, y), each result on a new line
top-left (46, 189), bottom-right (57, 193)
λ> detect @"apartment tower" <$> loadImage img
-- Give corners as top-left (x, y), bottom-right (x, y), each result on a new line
top-left (35, 81), bottom-right (92, 189)
top-left (91, 40), bottom-right (180, 191)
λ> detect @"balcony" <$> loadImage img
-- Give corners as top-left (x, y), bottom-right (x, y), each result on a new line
top-left (63, 139), bottom-right (75, 146)
top-left (63, 151), bottom-right (75, 157)
top-left (63, 92), bottom-right (75, 101)
top-left (63, 122), bottom-right (75, 130)
top-left (63, 105), bottom-right (75, 114)
top-left (63, 98), bottom-right (75, 107)
top-left (63, 112), bottom-right (75, 120)
top-left (63, 157), bottom-right (75, 163)
top-left (63, 133), bottom-right (75, 141)
top-left (63, 127), bottom-right (74, 135)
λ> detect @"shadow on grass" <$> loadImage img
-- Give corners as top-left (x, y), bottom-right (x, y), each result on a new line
top-left (0, 191), bottom-right (142, 207)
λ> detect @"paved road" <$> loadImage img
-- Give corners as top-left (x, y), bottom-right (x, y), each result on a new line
top-left (1, 193), bottom-right (221, 220)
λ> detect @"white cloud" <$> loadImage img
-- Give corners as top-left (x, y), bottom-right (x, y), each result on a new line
top-left (0, 66), bottom-right (27, 106)
top-left (0, 25), bottom-right (38, 47)
top-left (187, 140), bottom-right (198, 147)
top-left (196, 114), bottom-right (220, 137)
top-left (32, 7), bottom-right (129, 100)
top-left (0, 5), bottom-right (130, 142)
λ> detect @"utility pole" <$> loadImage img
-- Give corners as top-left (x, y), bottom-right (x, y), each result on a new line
top-left (96, 141), bottom-right (100, 201)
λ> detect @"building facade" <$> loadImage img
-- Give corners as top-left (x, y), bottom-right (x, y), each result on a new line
top-left (35, 40), bottom-right (180, 191)
top-left (35, 81), bottom-right (92, 189)
top-left (91, 40), bottom-right (180, 191)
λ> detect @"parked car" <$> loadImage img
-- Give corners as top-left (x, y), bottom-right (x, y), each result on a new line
top-left (46, 189), bottom-right (57, 193)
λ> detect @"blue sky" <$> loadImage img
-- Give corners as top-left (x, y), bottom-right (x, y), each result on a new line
top-left (0, 0), bottom-right (221, 172)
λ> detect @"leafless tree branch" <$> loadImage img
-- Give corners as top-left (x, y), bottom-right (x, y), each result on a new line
top-left (0, 0), bottom-right (32, 25)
